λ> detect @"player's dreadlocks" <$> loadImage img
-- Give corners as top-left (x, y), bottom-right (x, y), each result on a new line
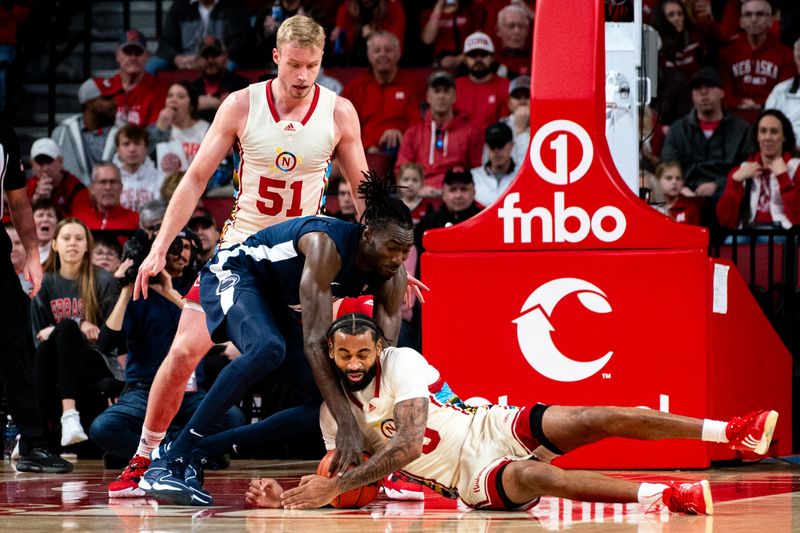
top-left (326, 313), bottom-right (386, 345)
top-left (357, 170), bottom-right (413, 230)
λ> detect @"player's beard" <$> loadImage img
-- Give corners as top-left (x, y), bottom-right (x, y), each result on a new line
top-left (336, 364), bottom-right (378, 392)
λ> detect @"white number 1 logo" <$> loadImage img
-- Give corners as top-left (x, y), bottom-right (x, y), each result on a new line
top-left (530, 120), bottom-right (594, 186)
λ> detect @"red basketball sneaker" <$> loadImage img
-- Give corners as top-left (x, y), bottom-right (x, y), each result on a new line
top-left (108, 455), bottom-right (152, 498)
top-left (383, 472), bottom-right (424, 501)
top-left (662, 480), bottom-right (713, 515)
top-left (726, 410), bottom-right (779, 455)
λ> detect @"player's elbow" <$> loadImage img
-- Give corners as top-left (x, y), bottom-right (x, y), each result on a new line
top-left (401, 438), bottom-right (424, 462)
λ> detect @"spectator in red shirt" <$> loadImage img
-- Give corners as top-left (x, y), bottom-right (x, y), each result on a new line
top-left (341, 31), bottom-right (421, 154)
top-left (26, 138), bottom-right (85, 216)
top-left (454, 32), bottom-right (510, 132)
top-left (654, 161), bottom-right (703, 224)
top-left (494, 4), bottom-right (532, 79)
top-left (71, 162), bottom-right (139, 233)
top-left (110, 30), bottom-right (170, 127)
top-left (395, 70), bottom-right (484, 196)
top-left (717, 109), bottom-right (800, 229)
top-left (330, 0), bottom-right (405, 66)
top-left (718, 0), bottom-right (795, 123)
top-left (420, 0), bottom-right (485, 69)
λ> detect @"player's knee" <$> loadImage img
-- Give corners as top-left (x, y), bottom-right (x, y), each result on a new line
top-left (570, 406), bottom-right (614, 438)
top-left (244, 335), bottom-right (286, 367)
top-left (506, 460), bottom-right (558, 495)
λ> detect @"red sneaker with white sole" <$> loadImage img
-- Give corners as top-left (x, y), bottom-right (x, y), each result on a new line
top-left (662, 480), bottom-right (713, 515)
top-left (108, 455), bottom-right (151, 498)
top-left (383, 472), bottom-right (425, 501)
top-left (726, 410), bottom-right (778, 455)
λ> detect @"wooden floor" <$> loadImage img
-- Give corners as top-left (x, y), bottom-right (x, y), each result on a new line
top-left (0, 457), bottom-right (797, 531)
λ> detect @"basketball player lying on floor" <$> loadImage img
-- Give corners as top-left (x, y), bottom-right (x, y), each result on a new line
top-left (245, 314), bottom-right (778, 515)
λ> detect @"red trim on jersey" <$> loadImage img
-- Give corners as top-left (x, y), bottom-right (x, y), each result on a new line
top-left (428, 375), bottom-right (445, 394)
top-left (300, 84), bottom-right (321, 125)
top-left (185, 275), bottom-right (202, 304)
top-left (265, 81), bottom-right (320, 125)
top-left (511, 406), bottom-right (538, 452)
top-left (265, 80), bottom-right (281, 123)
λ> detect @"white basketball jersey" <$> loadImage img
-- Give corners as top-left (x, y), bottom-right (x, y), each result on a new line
top-left (221, 80), bottom-right (336, 246)
top-left (321, 347), bottom-right (489, 498)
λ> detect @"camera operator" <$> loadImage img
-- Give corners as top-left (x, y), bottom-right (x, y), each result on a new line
top-left (91, 227), bottom-right (245, 491)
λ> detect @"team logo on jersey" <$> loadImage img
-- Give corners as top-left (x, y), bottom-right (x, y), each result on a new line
top-left (513, 277), bottom-right (613, 382)
top-left (274, 149), bottom-right (298, 172)
top-left (216, 274), bottom-right (241, 295)
top-left (380, 419), bottom-right (396, 438)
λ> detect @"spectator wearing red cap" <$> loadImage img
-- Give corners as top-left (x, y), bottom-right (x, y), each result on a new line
top-left (51, 78), bottom-right (121, 186)
top-left (718, 0), bottom-right (794, 123)
top-left (26, 139), bottom-right (85, 216)
top-left (395, 71), bottom-right (483, 195)
top-left (71, 162), bottom-right (139, 233)
top-left (189, 37), bottom-right (249, 123)
top-left (341, 31), bottom-right (421, 154)
top-left (110, 30), bottom-right (170, 127)
top-left (455, 32), bottom-right (510, 132)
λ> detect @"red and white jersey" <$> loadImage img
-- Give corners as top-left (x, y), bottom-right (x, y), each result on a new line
top-left (319, 347), bottom-right (535, 499)
top-left (221, 80), bottom-right (336, 246)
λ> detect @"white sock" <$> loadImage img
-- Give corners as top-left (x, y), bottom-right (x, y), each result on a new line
top-left (701, 419), bottom-right (729, 443)
top-left (135, 426), bottom-right (166, 458)
top-left (638, 482), bottom-right (669, 506)
top-left (61, 408), bottom-right (79, 418)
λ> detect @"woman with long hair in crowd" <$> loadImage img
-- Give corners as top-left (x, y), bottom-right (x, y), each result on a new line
top-left (717, 109), bottom-right (800, 230)
top-left (31, 218), bottom-right (121, 448)
top-left (651, 0), bottom-right (709, 79)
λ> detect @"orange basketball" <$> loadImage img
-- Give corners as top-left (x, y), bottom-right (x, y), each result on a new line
top-left (316, 450), bottom-right (380, 508)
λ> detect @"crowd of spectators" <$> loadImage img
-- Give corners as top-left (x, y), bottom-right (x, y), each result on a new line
top-left (2, 0), bottom-right (800, 463)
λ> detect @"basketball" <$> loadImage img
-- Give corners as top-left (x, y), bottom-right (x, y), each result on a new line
top-left (316, 450), bottom-right (380, 508)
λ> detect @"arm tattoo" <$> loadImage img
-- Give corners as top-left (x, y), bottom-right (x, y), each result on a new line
top-left (337, 397), bottom-right (429, 492)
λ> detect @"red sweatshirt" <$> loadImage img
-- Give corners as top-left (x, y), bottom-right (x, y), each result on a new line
top-left (395, 111), bottom-right (484, 190)
top-left (718, 33), bottom-right (795, 109)
top-left (341, 70), bottom-right (421, 151)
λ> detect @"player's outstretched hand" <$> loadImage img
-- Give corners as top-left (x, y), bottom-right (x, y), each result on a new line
top-left (281, 474), bottom-right (338, 510)
top-left (406, 273), bottom-right (429, 306)
top-left (133, 248), bottom-right (167, 300)
top-left (245, 478), bottom-right (284, 508)
top-left (332, 422), bottom-right (371, 474)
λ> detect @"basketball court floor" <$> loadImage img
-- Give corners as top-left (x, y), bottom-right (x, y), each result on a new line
top-left (0, 457), bottom-right (796, 531)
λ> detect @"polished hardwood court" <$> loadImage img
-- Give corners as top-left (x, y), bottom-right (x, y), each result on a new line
top-left (0, 457), bottom-right (797, 531)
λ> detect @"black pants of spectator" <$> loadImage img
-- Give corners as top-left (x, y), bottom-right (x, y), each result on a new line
top-left (33, 319), bottom-right (113, 428)
top-left (0, 262), bottom-right (47, 455)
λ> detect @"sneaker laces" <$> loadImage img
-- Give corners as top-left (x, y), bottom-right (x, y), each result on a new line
top-left (119, 456), bottom-right (150, 480)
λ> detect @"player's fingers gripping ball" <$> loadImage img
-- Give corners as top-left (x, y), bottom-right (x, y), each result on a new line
top-left (316, 450), bottom-right (380, 508)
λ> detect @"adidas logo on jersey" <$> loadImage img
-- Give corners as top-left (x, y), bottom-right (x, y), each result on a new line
top-left (284, 123), bottom-right (296, 131)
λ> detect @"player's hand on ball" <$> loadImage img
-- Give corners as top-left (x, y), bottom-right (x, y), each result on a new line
top-left (281, 474), bottom-right (339, 510)
top-left (245, 478), bottom-right (283, 508)
top-left (333, 424), bottom-right (370, 474)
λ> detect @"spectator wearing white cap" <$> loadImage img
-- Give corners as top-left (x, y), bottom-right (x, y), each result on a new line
top-left (25, 138), bottom-right (86, 216)
top-left (51, 78), bottom-right (122, 186)
top-left (455, 32), bottom-right (510, 132)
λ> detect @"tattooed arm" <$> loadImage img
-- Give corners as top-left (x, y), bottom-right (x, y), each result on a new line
top-left (280, 396), bottom-right (429, 509)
